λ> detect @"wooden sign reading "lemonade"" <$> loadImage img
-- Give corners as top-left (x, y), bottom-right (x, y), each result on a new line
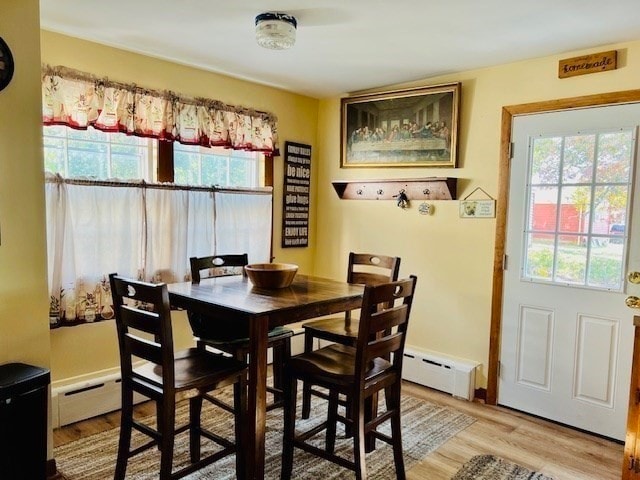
top-left (558, 50), bottom-right (617, 78)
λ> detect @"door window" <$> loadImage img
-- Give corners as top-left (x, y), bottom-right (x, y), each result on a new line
top-left (523, 129), bottom-right (635, 291)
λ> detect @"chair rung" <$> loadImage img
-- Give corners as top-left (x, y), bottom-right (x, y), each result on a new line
top-left (293, 439), bottom-right (355, 471)
top-left (200, 428), bottom-right (235, 449)
top-left (309, 387), bottom-right (349, 406)
top-left (172, 446), bottom-right (236, 479)
top-left (370, 430), bottom-right (393, 445)
top-left (203, 393), bottom-right (235, 414)
top-left (128, 438), bottom-right (158, 458)
top-left (132, 420), bottom-right (161, 442)
top-left (296, 421), bottom-right (329, 443)
top-left (365, 409), bottom-right (394, 432)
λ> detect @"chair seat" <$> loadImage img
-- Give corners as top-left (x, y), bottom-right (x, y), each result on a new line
top-left (136, 348), bottom-right (247, 391)
top-left (288, 343), bottom-right (391, 382)
top-left (302, 317), bottom-right (359, 344)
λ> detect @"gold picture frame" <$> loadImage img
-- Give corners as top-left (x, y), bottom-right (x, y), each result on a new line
top-left (341, 82), bottom-right (460, 168)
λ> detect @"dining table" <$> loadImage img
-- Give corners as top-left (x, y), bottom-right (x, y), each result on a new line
top-left (167, 273), bottom-right (365, 480)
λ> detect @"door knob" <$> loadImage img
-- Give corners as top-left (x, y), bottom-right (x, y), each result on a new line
top-left (628, 272), bottom-right (640, 284)
top-left (626, 296), bottom-right (640, 309)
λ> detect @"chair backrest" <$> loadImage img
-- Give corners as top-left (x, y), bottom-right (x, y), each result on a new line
top-left (347, 252), bottom-right (401, 286)
top-left (109, 273), bottom-right (175, 390)
top-left (190, 254), bottom-right (249, 283)
top-left (354, 276), bottom-right (417, 385)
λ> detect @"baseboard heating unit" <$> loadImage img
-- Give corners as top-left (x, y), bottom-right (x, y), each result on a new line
top-left (402, 347), bottom-right (479, 401)
top-left (52, 370), bottom-right (145, 428)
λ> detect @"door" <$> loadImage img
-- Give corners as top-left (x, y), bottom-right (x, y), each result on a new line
top-left (499, 104), bottom-right (640, 440)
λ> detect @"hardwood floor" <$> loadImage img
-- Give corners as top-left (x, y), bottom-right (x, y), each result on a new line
top-left (53, 381), bottom-right (624, 479)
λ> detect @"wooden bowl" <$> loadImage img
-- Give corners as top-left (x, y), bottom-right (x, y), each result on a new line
top-left (245, 263), bottom-right (298, 289)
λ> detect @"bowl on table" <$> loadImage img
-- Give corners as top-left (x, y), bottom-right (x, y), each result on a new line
top-left (245, 263), bottom-right (298, 288)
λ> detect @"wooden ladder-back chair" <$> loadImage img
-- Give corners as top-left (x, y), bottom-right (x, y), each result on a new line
top-left (109, 274), bottom-right (247, 480)
top-left (301, 252), bottom-right (400, 419)
top-left (281, 275), bottom-right (417, 480)
top-left (188, 254), bottom-right (293, 411)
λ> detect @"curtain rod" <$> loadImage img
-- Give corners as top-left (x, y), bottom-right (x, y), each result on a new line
top-left (44, 175), bottom-right (273, 195)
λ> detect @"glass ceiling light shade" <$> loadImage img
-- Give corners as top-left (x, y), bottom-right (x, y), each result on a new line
top-left (255, 12), bottom-right (297, 50)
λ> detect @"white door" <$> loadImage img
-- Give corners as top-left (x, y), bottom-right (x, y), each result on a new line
top-left (499, 104), bottom-right (640, 441)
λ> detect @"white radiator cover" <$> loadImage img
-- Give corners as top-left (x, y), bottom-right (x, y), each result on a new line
top-left (402, 346), bottom-right (479, 401)
top-left (52, 370), bottom-right (146, 428)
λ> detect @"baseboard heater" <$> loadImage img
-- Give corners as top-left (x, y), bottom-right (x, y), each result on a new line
top-left (52, 371), bottom-right (146, 428)
top-left (402, 347), bottom-right (479, 401)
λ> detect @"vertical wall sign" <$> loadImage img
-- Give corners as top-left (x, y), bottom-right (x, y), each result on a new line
top-left (282, 141), bottom-right (311, 248)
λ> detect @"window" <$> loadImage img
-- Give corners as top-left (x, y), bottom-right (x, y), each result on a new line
top-left (173, 143), bottom-right (262, 187)
top-left (523, 130), bottom-right (633, 291)
top-left (43, 126), bottom-right (155, 181)
top-left (43, 125), bottom-right (273, 328)
top-left (43, 125), bottom-right (264, 188)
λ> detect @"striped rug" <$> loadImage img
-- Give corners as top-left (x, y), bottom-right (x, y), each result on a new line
top-left (55, 392), bottom-right (475, 479)
top-left (452, 454), bottom-right (554, 480)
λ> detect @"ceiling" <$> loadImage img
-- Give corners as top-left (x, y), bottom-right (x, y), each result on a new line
top-left (39, 0), bottom-right (640, 99)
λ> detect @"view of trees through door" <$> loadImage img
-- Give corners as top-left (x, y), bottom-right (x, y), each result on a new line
top-left (524, 130), bottom-right (632, 291)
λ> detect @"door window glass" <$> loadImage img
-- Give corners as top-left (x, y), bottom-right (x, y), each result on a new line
top-left (523, 130), bottom-right (634, 291)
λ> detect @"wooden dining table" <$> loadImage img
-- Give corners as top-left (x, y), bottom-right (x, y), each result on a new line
top-left (167, 273), bottom-right (364, 480)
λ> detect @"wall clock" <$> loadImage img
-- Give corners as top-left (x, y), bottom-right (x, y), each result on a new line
top-left (0, 37), bottom-right (15, 92)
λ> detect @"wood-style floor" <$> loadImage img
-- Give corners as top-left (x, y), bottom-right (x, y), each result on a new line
top-left (53, 381), bottom-right (623, 479)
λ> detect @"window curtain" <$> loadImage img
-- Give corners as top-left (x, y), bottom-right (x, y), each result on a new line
top-left (45, 174), bottom-right (273, 327)
top-left (41, 65), bottom-right (279, 154)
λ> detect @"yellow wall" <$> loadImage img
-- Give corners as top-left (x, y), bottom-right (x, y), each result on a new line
top-left (315, 41), bottom-right (640, 387)
top-left (40, 31), bottom-right (320, 383)
top-left (36, 30), bottom-right (640, 389)
top-left (0, 1), bottom-right (50, 368)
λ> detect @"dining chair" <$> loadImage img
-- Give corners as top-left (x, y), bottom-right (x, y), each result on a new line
top-left (280, 275), bottom-right (417, 480)
top-left (300, 252), bottom-right (401, 419)
top-left (188, 254), bottom-right (293, 411)
top-left (109, 273), bottom-right (247, 480)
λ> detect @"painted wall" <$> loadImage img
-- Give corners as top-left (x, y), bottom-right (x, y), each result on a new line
top-left (315, 40), bottom-right (640, 387)
top-left (0, 2), bottom-right (50, 368)
top-left (40, 31), bottom-right (320, 384)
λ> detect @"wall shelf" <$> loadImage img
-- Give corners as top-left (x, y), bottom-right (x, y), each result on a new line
top-left (331, 177), bottom-right (457, 201)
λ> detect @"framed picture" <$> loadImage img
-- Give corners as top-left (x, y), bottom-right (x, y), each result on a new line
top-left (341, 83), bottom-right (460, 168)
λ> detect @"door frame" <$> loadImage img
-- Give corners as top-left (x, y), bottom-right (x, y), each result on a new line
top-left (487, 88), bottom-right (640, 405)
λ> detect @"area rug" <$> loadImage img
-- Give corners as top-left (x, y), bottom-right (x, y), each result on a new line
top-left (452, 454), bottom-right (554, 480)
top-left (55, 391), bottom-right (475, 479)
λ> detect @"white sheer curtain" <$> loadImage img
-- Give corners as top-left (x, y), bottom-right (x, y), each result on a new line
top-left (214, 192), bottom-right (273, 264)
top-left (46, 177), bottom-right (272, 327)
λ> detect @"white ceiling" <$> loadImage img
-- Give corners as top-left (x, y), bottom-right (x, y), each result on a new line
top-left (39, 0), bottom-right (640, 98)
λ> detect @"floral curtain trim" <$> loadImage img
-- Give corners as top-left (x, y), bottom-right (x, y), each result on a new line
top-left (42, 65), bottom-right (279, 154)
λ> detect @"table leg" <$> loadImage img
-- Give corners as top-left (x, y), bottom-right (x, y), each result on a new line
top-left (246, 316), bottom-right (269, 480)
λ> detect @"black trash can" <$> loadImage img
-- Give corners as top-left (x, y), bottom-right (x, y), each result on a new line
top-left (0, 362), bottom-right (51, 480)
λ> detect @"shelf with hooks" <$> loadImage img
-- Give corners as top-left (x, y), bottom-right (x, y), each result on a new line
top-left (331, 177), bottom-right (457, 201)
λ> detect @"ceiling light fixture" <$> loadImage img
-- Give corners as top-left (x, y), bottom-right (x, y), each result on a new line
top-left (255, 12), bottom-right (297, 50)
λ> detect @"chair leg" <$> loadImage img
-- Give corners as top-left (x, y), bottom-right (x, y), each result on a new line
top-left (114, 387), bottom-right (134, 480)
top-left (388, 386), bottom-right (406, 480)
top-left (301, 333), bottom-right (314, 419)
top-left (272, 339), bottom-right (291, 406)
top-left (158, 396), bottom-right (176, 480)
top-left (364, 394), bottom-right (377, 453)
top-left (352, 399), bottom-right (368, 480)
top-left (326, 389), bottom-right (339, 454)
top-left (234, 374), bottom-right (248, 480)
top-left (189, 394), bottom-right (203, 463)
top-left (280, 374), bottom-right (298, 480)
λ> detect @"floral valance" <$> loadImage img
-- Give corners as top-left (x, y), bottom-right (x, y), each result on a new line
top-left (41, 65), bottom-right (279, 154)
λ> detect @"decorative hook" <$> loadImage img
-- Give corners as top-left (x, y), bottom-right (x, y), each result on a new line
top-left (393, 190), bottom-right (409, 209)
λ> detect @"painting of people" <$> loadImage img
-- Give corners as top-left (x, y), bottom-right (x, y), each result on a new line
top-left (341, 83), bottom-right (460, 167)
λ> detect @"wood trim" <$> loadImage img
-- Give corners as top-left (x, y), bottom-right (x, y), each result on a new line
top-left (487, 88), bottom-right (640, 405)
top-left (157, 140), bottom-right (174, 183)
